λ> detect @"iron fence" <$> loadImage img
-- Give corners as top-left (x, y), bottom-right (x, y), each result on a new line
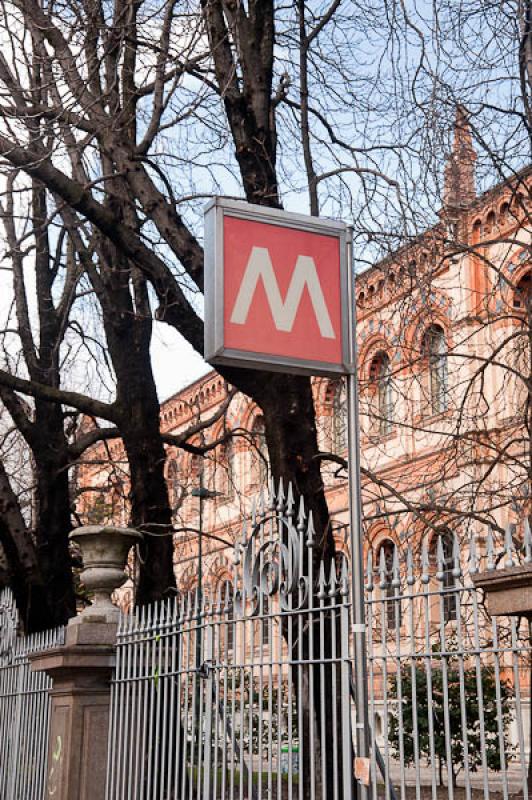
top-left (107, 509), bottom-right (532, 800)
top-left (2, 500), bottom-right (532, 800)
top-left (366, 526), bottom-right (532, 800)
top-left (0, 588), bottom-right (64, 800)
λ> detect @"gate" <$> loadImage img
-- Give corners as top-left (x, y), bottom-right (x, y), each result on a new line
top-left (0, 588), bottom-right (64, 800)
top-left (106, 482), bottom-right (356, 799)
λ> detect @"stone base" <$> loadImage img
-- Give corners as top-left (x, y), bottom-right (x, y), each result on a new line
top-left (30, 619), bottom-right (117, 800)
top-left (471, 564), bottom-right (532, 617)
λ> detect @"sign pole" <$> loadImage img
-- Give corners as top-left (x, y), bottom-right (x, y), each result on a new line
top-left (346, 227), bottom-right (371, 798)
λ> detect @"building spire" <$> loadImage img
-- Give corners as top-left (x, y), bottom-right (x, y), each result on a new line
top-left (443, 105), bottom-right (477, 209)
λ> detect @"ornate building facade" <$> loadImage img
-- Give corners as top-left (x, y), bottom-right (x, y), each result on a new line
top-left (77, 119), bottom-right (532, 607)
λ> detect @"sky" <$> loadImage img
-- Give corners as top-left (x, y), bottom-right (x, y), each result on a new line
top-left (150, 321), bottom-right (210, 401)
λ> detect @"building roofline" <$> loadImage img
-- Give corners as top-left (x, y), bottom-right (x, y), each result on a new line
top-left (159, 163), bottom-right (532, 406)
top-left (356, 162), bottom-right (532, 285)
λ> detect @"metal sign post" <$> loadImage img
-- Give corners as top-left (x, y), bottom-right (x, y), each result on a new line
top-left (346, 228), bottom-right (371, 799)
top-left (204, 198), bottom-right (370, 797)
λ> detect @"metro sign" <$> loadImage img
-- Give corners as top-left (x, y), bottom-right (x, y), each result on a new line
top-left (204, 198), bottom-right (351, 376)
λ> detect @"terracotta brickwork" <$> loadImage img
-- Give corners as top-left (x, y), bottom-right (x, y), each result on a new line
top-left (77, 129), bottom-right (532, 600)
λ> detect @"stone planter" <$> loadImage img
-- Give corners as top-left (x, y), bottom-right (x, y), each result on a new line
top-left (471, 563), bottom-right (532, 618)
top-left (69, 525), bottom-right (143, 622)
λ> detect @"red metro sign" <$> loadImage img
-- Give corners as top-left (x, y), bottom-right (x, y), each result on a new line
top-left (204, 199), bottom-right (351, 376)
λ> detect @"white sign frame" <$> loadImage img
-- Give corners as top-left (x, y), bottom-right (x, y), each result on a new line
top-left (204, 197), bottom-right (351, 377)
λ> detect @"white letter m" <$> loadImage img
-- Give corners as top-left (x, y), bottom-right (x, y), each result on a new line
top-left (230, 247), bottom-right (335, 339)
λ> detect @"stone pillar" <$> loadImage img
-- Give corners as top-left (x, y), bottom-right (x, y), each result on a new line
top-left (472, 563), bottom-right (532, 617)
top-left (30, 526), bottom-right (142, 800)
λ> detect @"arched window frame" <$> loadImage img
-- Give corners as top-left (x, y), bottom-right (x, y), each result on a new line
top-left (215, 438), bottom-right (234, 497)
top-left (167, 458), bottom-right (181, 514)
top-left (326, 379), bottom-right (347, 454)
top-left (369, 351), bottom-right (394, 435)
top-left (430, 529), bottom-right (458, 623)
top-left (251, 415), bottom-right (268, 486)
top-left (375, 538), bottom-right (400, 630)
top-left (513, 270), bottom-right (532, 313)
top-left (422, 325), bottom-right (448, 415)
top-left (219, 581), bottom-right (235, 654)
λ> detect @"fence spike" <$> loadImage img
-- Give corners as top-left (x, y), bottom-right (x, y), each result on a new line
top-left (306, 510), bottom-right (316, 547)
top-left (286, 481), bottom-right (295, 516)
top-left (436, 535), bottom-right (445, 582)
top-left (365, 549), bottom-right (374, 592)
top-left (391, 543), bottom-right (401, 588)
top-left (452, 533), bottom-right (462, 578)
top-left (297, 495), bottom-right (306, 531)
top-left (276, 477), bottom-right (285, 512)
top-left (469, 534), bottom-right (479, 575)
top-left (486, 526), bottom-right (495, 570)
top-left (525, 518), bottom-right (532, 564)
top-left (379, 546), bottom-right (388, 590)
top-left (504, 523), bottom-right (516, 568)
top-left (268, 476), bottom-right (276, 510)
top-left (340, 556), bottom-right (349, 597)
top-left (328, 559), bottom-right (337, 597)
top-left (406, 545), bottom-right (415, 586)
top-left (421, 540), bottom-right (430, 584)
top-left (317, 561), bottom-right (327, 599)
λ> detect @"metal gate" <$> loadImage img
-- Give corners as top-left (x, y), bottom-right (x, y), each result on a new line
top-left (106, 482), bottom-right (355, 799)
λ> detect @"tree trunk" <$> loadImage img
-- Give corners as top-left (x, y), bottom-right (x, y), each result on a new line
top-left (31, 418), bottom-right (77, 628)
top-left (104, 294), bottom-right (176, 604)
top-left (0, 399), bottom-right (76, 632)
top-left (0, 461), bottom-right (51, 631)
top-left (120, 417), bottom-right (175, 604)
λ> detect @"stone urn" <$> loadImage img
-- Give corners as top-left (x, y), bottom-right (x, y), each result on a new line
top-left (69, 525), bottom-right (143, 621)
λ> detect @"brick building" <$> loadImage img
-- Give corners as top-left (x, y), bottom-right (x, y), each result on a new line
top-left (77, 115), bottom-right (532, 608)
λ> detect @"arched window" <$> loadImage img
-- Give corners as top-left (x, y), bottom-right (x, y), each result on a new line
top-left (369, 352), bottom-right (393, 435)
top-left (220, 582), bottom-right (234, 653)
top-left (513, 271), bottom-right (532, 311)
top-left (190, 453), bottom-right (202, 482)
top-left (376, 539), bottom-right (399, 630)
top-left (215, 440), bottom-right (234, 496)
top-left (167, 458), bottom-right (181, 512)
top-left (430, 529), bottom-right (457, 622)
top-left (251, 415), bottom-right (268, 486)
top-left (422, 325), bottom-right (447, 415)
top-left (327, 379), bottom-right (347, 453)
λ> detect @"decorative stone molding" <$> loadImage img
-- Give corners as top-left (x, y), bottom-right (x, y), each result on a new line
top-left (471, 564), bottom-right (532, 618)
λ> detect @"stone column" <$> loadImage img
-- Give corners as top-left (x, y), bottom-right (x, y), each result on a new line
top-left (30, 526), bottom-right (142, 800)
